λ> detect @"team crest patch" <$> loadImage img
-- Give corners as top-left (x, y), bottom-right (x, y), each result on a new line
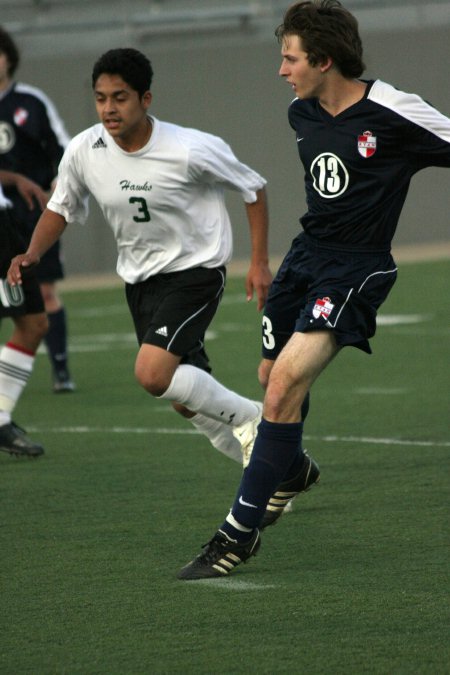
top-left (312, 296), bottom-right (334, 320)
top-left (14, 107), bottom-right (29, 126)
top-left (357, 130), bottom-right (377, 158)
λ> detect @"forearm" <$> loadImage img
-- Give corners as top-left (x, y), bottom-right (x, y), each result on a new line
top-left (27, 208), bottom-right (67, 259)
top-left (244, 188), bottom-right (272, 310)
top-left (0, 170), bottom-right (24, 187)
top-left (245, 188), bottom-right (270, 265)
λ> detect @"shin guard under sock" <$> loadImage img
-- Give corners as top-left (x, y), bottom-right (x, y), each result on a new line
top-left (220, 419), bottom-right (303, 537)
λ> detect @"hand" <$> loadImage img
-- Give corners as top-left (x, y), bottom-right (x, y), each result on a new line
top-left (15, 175), bottom-right (48, 211)
top-left (7, 253), bottom-right (40, 286)
top-left (245, 261), bottom-right (273, 312)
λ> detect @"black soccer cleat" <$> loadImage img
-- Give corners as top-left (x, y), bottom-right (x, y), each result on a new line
top-left (260, 453), bottom-right (320, 530)
top-left (53, 370), bottom-right (76, 393)
top-left (178, 529), bottom-right (261, 580)
top-left (0, 421), bottom-right (45, 457)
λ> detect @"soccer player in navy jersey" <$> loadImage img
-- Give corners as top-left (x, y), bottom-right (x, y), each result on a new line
top-left (0, 174), bottom-right (47, 456)
top-left (0, 27), bottom-right (75, 393)
top-left (177, 0), bottom-right (450, 579)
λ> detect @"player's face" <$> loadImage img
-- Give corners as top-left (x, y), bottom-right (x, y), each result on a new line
top-left (279, 35), bottom-right (326, 100)
top-left (94, 73), bottom-right (152, 150)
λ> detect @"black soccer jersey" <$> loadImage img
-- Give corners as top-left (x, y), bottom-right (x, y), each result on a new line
top-left (288, 79), bottom-right (450, 250)
top-left (0, 82), bottom-right (70, 233)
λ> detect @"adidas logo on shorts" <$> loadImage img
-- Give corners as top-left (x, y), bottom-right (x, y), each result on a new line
top-left (155, 326), bottom-right (168, 337)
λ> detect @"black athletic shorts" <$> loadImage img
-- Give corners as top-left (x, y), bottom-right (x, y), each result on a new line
top-left (0, 209), bottom-right (45, 318)
top-left (262, 232), bottom-right (397, 357)
top-left (125, 266), bottom-right (226, 372)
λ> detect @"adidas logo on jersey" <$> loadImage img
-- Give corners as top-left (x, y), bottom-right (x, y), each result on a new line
top-left (155, 326), bottom-right (168, 337)
top-left (92, 137), bottom-right (107, 149)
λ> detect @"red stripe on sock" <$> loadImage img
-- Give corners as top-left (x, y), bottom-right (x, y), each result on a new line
top-left (6, 342), bottom-right (35, 357)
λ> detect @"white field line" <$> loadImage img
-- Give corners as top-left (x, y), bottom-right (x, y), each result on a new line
top-left (25, 425), bottom-right (450, 448)
top-left (184, 579), bottom-right (277, 590)
top-left (33, 313), bottom-right (431, 355)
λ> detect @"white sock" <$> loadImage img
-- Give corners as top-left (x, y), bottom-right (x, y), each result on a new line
top-left (0, 344), bottom-right (35, 425)
top-left (159, 364), bottom-right (259, 426)
top-left (189, 413), bottom-right (242, 463)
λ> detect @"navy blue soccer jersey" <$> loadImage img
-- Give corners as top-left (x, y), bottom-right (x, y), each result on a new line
top-left (0, 82), bottom-right (70, 232)
top-left (288, 79), bottom-right (450, 250)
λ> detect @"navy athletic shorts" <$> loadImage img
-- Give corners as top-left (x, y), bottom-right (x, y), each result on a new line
top-left (125, 266), bottom-right (226, 372)
top-left (0, 209), bottom-right (45, 318)
top-left (9, 208), bottom-right (64, 283)
top-left (262, 232), bottom-right (397, 357)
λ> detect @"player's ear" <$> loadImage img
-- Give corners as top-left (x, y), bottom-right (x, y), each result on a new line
top-left (319, 57), bottom-right (333, 73)
top-left (142, 90), bottom-right (152, 109)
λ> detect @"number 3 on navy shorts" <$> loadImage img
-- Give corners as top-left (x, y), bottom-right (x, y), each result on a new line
top-left (262, 315), bottom-right (275, 350)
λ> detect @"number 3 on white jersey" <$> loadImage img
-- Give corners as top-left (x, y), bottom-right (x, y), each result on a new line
top-left (262, 315), bottom-right (275, 350)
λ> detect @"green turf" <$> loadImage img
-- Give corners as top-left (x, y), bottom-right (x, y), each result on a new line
top-left (1, 260), bottom-right (449, 674)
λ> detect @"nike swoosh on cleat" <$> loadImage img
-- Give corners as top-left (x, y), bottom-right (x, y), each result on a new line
top-left (238, 495), bottom-right (258, 509)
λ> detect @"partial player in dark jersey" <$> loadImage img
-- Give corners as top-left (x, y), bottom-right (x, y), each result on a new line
top-left (178, 0), bottom-right (450, 580)
top-left (0, 26), bottom-right (75, 393)
top-left (0, 177), bottom-right (47, 456)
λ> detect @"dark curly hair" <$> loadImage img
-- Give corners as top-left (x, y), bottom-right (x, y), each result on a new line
top-left (275, 0), bottom-right (365, 78)
top-left (92, 48), bottom-right (153, 97)
top-left (0, 26), bottom-right (20, 77)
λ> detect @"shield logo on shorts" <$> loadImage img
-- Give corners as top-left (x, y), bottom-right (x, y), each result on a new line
top-left (357, 130), bottom-right (377, 158)
top-left (313, 296), bottom-right (334, 320)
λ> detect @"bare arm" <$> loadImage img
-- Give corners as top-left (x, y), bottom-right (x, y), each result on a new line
top-left (0, 170), bottom-right (49, 212)
top-left (7, 208), bottom-right (67, 286)
top-left (244, 187), bottom-right (272, 311)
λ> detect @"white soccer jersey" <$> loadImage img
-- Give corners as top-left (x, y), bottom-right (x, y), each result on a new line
top-left (48, 116), bottom-right (266, 283)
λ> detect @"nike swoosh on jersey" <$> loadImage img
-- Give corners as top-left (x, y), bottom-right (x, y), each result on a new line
top-left (296, 137), bottom-right (304, 142)
top-left (238, 495), bottom-right (258, 508)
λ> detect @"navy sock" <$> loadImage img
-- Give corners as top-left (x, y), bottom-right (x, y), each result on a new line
top-left (277, 393), bottom-right (310, 484)
top-left (45, 307), bottom-right (70, 378)
top-left (220, 419), bottom-right (303, 538)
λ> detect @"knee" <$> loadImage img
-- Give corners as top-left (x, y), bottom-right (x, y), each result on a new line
top-left (263, 383), bottom-right (288, 420)
top-left (134, 358), bottom-right (174, 397)
top-left (40, 283), bottom-right (64, 315)
top-left (135, 364), bottom-right (167, 397)
top-left (264, 374), bottom-right (304, 422)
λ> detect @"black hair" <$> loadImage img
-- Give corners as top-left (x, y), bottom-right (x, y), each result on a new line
top-left (92, 48), bottom-right (153, 97)
top-left (275, 0), bottom-right (365, 78)
top-left (0, 26), bottom-right (20, 77)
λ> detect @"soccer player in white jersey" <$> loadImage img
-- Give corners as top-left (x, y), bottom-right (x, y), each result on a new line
top-left (173, 0), bottom-right (450, 580)
top-left (0, 174), bottom-right (48, 456)
top-left (8, 47), bottom-right (273, 465)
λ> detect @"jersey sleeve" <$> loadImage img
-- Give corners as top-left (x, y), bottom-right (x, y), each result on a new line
top-left (21, 84), bottom-right (71, 176)
top-left (186, 132), bottom-right (266, 203)
top-left (369, 80), bottom-right (450, 169)
top-left (47, 139), bottom-right (89, 224)
top-left (403, 105), bottom-right (450, 170)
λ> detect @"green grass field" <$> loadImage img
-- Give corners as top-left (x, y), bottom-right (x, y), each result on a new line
top-left (1, 260), bottom-right (449, 674)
